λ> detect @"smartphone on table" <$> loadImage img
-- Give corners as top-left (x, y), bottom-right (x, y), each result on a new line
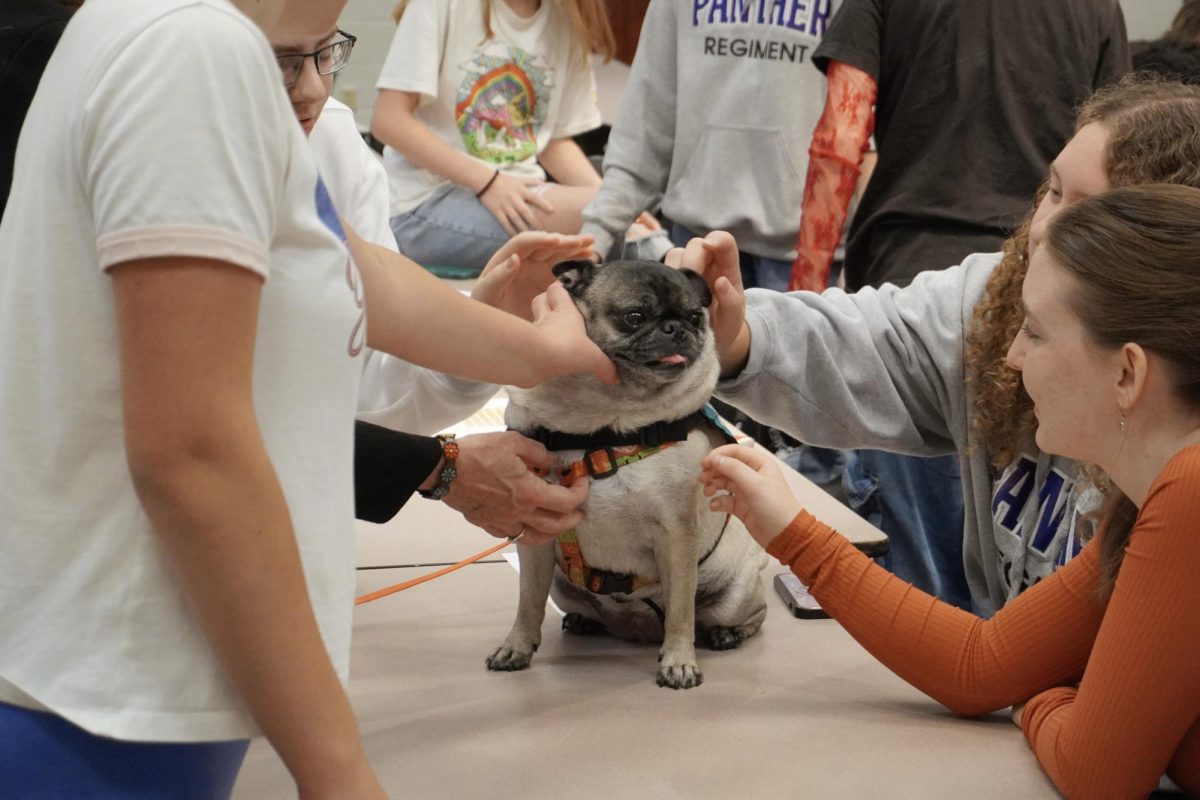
top-left (774, 573), bottom-right (829, 619)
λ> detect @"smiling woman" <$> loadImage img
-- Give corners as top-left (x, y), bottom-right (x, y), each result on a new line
top-left (1028, 185), bottom-right (1200, 593)
top-left (699, 184), bottom-right (1200, 799)
top-left (1005, 247), bottom-right (1121, 468)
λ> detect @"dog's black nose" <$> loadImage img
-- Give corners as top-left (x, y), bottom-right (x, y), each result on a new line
top-left (660, 319), bottom-right (681, 337)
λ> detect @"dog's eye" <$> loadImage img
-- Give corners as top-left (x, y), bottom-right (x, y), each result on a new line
top-left (623, 310), bottom-right (646, 327)
top-left (688, 311), bottom-right (703, 327)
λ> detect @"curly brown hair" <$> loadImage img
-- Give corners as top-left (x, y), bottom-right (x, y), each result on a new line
top-left (966, 75), bottom-right (1200, 470)
top-left (391, 0), bottom-right (616, 60)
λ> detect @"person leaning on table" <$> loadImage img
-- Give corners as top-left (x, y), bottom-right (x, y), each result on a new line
top-left (700, 185), bottom-right (1200, 799)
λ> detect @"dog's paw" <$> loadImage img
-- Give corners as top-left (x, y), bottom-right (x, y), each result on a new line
top-left (562, 613), bottom-right (607, 636)
top-left (655, 659), bottom-right (703, 690)
top-left (706, 625), bottom-right (752, 651)
top-left (485, 641), bottom-right (537, 672)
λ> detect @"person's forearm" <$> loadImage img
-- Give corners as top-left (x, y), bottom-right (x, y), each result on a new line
top-left (539, 138), bottom-right (601, 187)
top-left (791, 61), bottom-right (876, 292)
top-left (350, 230), bottom-right (554, 387)
top-left (767, 510), bottom-right (1101, 718)
top-left (129, 437), bottom-right (369, 791)
top-left (371, 90), bottom-right (494, 194)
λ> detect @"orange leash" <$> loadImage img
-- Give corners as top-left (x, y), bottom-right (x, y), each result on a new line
top-left (354, 539), bottom-right (515, 605)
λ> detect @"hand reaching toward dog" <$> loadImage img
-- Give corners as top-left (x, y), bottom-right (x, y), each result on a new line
top-left (699, 442), bottom-right (802, 550)
top-left (478, 173), bottom-right (555, 235)
top-left (664, 231), bottom-right (751, 378)
top-left (440, 431), bottom-right (590, 545)
top-left (531, 281), bottom-right (620, 385)
top-left (472, 231), bottom-right (596, 320)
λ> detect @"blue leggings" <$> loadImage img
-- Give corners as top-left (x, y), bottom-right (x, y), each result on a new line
top-left (0, 701), bottom-right (250, 800)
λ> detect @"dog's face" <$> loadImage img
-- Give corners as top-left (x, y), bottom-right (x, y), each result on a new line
top-left (552, 259), bottom-right (713, 390)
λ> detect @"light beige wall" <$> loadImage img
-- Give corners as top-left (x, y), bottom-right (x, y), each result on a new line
top-left (1121, 0), bottom-right (1183, 40)
top-left (333, 0), bottom-right (399, 129)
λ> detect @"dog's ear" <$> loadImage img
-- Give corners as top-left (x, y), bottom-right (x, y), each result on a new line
top-left (552, 259), bottom-right (598, 299)
top-left (680, 269), bottom-right (713, 309)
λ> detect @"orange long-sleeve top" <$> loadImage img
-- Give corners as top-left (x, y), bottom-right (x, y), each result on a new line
top-left (768, 446), bottom-right (1200, 799)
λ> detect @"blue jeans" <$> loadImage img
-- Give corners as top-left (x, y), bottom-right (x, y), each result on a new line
top-left (843, 450), bottom-right (973, 611)
top-left (668, 224), bottom-right (792, 292)
top-left (0, 701), bottom-right (250, 800)
top-left (390, 183), bottom-right (511, 273)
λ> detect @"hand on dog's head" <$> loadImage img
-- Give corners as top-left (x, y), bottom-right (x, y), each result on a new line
top-left (551, 259), bottom-right (714, 390)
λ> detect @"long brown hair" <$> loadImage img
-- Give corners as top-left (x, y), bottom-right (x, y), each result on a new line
top-left (392, 0), bottom-right (615, 60)
top-left (1041, 185), bottom-right (1200, 593)
top-left (967, 76), bottom-right (1200, 470)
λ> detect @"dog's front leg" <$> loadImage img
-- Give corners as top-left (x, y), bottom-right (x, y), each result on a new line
top-left (655, 516), bottom-right (702, 689)
top-left (485, 540), bottom-right (557, 671)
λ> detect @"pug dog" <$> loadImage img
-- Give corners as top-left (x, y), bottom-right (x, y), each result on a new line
top-left (486, 259), bottom-right (768, 689)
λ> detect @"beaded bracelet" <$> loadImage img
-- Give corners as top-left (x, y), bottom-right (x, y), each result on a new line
top-left (475, 169), bottom-right (500, 198)
top-left (418, 433), bottom-right (459, 501)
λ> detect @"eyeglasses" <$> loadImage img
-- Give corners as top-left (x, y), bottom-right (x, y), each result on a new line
top-left (275, 30), bottom-right (357, 87)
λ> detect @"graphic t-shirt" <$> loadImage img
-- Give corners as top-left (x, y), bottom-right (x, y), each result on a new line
top-left (376, 0), bottom-right (602, 216)
top-left (582, 0), bottom-right (842, 262)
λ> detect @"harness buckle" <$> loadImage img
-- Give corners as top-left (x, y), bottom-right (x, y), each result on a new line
top-left (586, 568), bottom-right (636, 594)
top-left (584, 447), bottom-right (619, 479)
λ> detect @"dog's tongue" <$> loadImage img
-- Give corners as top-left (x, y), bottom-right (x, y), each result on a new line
top-left (658, 354), bottom-right (688, 365)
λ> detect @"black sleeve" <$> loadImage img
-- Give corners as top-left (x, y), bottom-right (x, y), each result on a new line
top-left (1093, 0), bottom-right (1132, 89)
top-left (0, 15), bottom-right (72, 216)
top-left (812, 0), bottom-right (883, 79)
top-left (354, 421), bottom-right (444, 524)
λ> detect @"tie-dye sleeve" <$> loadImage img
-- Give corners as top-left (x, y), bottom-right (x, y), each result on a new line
top-left (789, 61), bottom-right (876, 292)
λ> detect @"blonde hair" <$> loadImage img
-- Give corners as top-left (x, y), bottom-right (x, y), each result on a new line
top-left (392, 0), bottom-right (615, 59)
top-left (967, 75), bottom-right (1200, 469)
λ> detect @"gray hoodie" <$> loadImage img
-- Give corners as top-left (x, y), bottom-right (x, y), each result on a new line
top-left (581, 0), bottom-right (839, 262)
top-left (717, 252), bottom-right (1093, 617)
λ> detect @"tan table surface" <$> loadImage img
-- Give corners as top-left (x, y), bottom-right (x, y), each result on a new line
top-left (232, 559), bottom-right (1056, 799)
top-left (231, 397), bottom-right (1054, 799)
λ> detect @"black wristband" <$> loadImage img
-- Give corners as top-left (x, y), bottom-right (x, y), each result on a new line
top-left (475, 169), bottom-right (500, 198)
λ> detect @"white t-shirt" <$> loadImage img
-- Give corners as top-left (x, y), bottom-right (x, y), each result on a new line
top-left (309, 98), bottom-right (497, 434)
top-left (376, 0), bottom-right (603, 216)
top-left (0, 0), bottom-right (363, 742)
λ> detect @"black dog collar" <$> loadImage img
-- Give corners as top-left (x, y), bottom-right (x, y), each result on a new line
top-left (517, 405), bottom-right (726, 452)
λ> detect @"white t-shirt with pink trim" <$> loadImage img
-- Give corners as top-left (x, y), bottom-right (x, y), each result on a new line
top-left (0, 0), bottom-right (363, 742)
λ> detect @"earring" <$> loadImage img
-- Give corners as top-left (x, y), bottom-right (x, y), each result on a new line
top-left (1118, 405), bottom-right (1127, 435)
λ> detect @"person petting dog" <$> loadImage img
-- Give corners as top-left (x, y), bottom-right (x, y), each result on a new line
top-left (672, 76), bottom-right (1200, 619)
top-left (277, 15), bottom-right (605, 540)
top-left (699, 184), bottom-right (1200, 799)
top-left (0, 0), bottom-right (616, 795)
top-left (787, 0), bottom-right (1129, 612)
